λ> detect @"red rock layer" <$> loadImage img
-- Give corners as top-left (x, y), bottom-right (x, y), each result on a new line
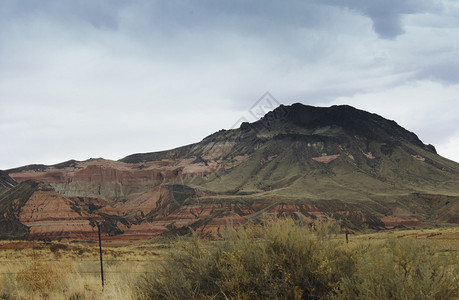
top-left (380, 216), bottom-right (422, 228)
top-left (19, 190), bottom-right (98, 240)
top-left (9, 158), bottom-right (226, 201)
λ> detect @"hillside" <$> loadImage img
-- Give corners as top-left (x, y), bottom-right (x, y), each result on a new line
top-left (0, 170), bottom-right (16, 192)
top-left (2, 103), bottom-right (459, 241)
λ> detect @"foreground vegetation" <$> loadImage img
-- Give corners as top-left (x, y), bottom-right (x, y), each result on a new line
top-left (137, 220), bottom-right (459, 299)
top-left (0, 221), bottom-right (458, 299)
top-left (0, 241), bottom-right (163, 299)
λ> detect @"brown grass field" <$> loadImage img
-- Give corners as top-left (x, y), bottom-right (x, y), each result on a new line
top-left (0, 225), bottom-right (458, 299)
top-left (0, 240), bottom-right (166, 299)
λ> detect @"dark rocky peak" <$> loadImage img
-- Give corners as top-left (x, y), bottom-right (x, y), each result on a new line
top-left (261, 103), bottom-right (391, 130)
top-left (253, 103), bottom-right (436, 153)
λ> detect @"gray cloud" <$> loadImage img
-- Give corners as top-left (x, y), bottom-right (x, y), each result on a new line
top-left (0, 0), bottom-right (458, 169)
top-left (416, 62), bottom-right (459, 83)
top-left (320, 0), bottom-right (441, 38)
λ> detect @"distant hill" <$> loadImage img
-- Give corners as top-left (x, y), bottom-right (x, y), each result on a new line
top-left (2, 103), bottom-right (459, 241)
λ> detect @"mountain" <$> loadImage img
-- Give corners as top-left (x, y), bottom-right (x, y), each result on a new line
top-left (2, 103), bottom-right (459, 241)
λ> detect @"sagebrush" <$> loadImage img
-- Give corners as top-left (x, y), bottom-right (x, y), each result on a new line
top-left (136, 219), bottom-right (459, 300)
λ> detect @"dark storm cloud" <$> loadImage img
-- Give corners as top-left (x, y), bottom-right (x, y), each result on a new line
top-left (0, 0), bottom-right (121, 30)
top-left (0, 0), bottom-right (431, 39)
top-left (320, 0), bottom-right (441, 38)
top-left (127, 0), bottom-right (440, 40)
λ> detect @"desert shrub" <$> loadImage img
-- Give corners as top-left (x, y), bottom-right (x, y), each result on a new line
top-left (49, 243), bottom-right (69, 253)
top-left (334, 238), bottom-right (459, 300)
top-left (136, 219), bottom-right (459, 300)
top-left (136, 218), bottom-right (354, 299)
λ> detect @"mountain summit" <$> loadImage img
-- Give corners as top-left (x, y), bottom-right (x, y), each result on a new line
top-left (256, 103), bottom-right (436, 153)
top-left (2, 104), bottom-right (458, 241)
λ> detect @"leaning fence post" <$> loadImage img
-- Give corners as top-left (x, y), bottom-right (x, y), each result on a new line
top-left (97, 222), bottom-right (104, 289)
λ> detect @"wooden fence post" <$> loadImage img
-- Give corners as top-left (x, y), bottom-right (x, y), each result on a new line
top-left (97, 223), bottom-right (104, 289)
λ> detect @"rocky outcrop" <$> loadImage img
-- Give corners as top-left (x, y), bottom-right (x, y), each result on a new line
top-left (0, 170), bottom-right (16, 190)
top-left (9, 158), bottom-right (220, 201)
top-left (18, 189), bottom-right (96, 240)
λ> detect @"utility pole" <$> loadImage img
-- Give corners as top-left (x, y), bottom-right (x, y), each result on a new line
top-left (97, 223), bottom-right (104, 289)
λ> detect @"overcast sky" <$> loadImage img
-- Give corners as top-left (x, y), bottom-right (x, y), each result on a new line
top-left (1, 0), bottom-right (459, 169)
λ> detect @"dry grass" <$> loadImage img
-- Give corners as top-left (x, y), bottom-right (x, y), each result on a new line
top-left (0, 241), bottom-right (165, 299)
top-left (346, 226), bottom-right (459, 252)
top-left (0, 226), bottom-right (458, 299)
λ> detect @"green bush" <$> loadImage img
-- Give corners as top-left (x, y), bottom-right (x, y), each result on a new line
top-left (335, 238), bottom-right (459, 300)
top-left (136, 219), bottom-right (459, 300)
top-left (136, 219), bottom-right (353, 299)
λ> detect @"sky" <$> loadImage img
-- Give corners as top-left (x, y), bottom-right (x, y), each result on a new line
top-left (1, 0), bottom-right (459, 170)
